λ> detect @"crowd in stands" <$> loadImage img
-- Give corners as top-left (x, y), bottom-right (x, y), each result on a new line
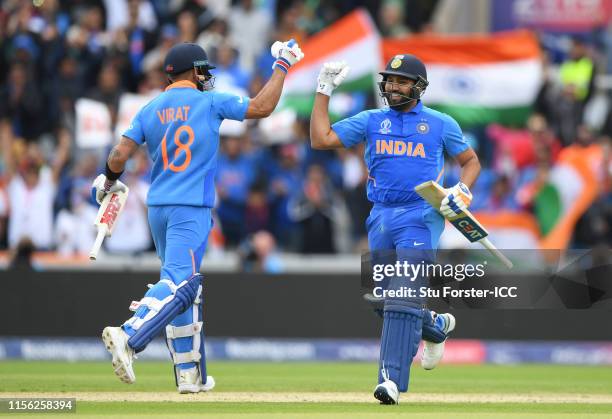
top-left (0, 0), bottom-right (610, 266)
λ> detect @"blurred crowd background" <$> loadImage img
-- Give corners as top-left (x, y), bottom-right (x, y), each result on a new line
top-left (0, 0), bottom-right (611, 269)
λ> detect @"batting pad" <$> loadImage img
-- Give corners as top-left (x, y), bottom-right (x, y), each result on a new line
top-left (378, 307), bottom-right (423, 392)
top-left (124, 274), bottom-right (202, 353)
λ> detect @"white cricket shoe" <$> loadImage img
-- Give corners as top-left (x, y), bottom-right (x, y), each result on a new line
top-left (421, 312), bottom-right (456, 370)
top-left (177, 367), bottom-right (216, 394)
top-left (102, 326), bottom-right (136, 384)
top-left (374, 380), bottom-right (399, 405)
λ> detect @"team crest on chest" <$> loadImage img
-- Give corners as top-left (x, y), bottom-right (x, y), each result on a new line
top-left (379, 118), bottom-right (392, 134)
top-left (416, 122), bottom-right (429, 134)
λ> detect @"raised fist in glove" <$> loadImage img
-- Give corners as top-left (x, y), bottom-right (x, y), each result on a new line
top-left (440, 182), bottom-right (472, 217)
top-left (91, 173), bottom-right (127, 205)
top-left (271, 39), bottom-right (304, 73)
top-left (316, 61), bottom-right (350, 96)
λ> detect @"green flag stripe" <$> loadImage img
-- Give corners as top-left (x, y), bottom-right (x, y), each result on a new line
top-left (534, 184), bottom-right (562, 235)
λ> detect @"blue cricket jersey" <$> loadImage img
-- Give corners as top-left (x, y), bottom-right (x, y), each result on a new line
top-left (123, 80), bottom-right (250, 207)
top-left (332, 101), bottom-right (468, 205)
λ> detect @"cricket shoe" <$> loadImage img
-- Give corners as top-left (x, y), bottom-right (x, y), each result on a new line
top-left (102, 326), bottom-right (136, 384)
top-left (421, 312), bottom-right (456, 370)
top-left (374, 380), bottom-right (399, 405)
top-left (177, 367), bottom-right (216, 394)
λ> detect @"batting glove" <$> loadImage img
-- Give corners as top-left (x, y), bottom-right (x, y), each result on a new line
top-left (440, 182), bottom-right (472, 217)
top-left (316, 61), bottom-right (350, 96)
top-left (92, 174), bottom-right (127, 205)
top-left (271, 39), bottom-right (304, 73)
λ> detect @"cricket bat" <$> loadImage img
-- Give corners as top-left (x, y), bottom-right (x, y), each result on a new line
top-left (415, 181), bottom-right (513, 269)
top-left (89, 187), bottom-right (130, 260)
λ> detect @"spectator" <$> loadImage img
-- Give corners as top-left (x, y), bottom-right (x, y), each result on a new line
top-left (274, 2), bottom-right (308, 48)
top-left (86, 62), bottom-right (123, 129)
top-left (55, 153), bottom-right (99, 256)
top-left (228, 0), bottom-right (271, 72)
top-left (483, 175), bottom-right (518, 211)
top-left (216, 135), bottom-right (256, 246)
top-left (560, 37), bottom-right (596, 108)
top-left (176, 9), bottom-right (199, 43)
top-left (239, 230), bottom-right (283, 273)
top-left (378, 0), bottom-right (409, 38)
top-left (141, 23), bottom-right (178, 74)
top-left (245, 182), bottom-right (269, 235)
top-left (290, 165), bottom-right (340, 253)
top-left (196, 17), bottom-right (228, 56)
top-left (104, 0), bottom-right (158, 33)
top-left (2, 126), bottom-right (71, 250)
top-left (0, 61), bottom-right (45, 142)
top-left (49, 54), bottom-right (85, 131)
top-left (211, 40), bottom-right (251, 91)
top-left (339, 144), bottom-right (371, 246)
top-left (8, 237), bottom-right (35, 271)
top-left (110, 0), bottom-right (156, 90)
top-left (268, 143), bottom-right (303, 250)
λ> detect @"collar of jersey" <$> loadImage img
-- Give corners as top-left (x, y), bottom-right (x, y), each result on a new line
top-left (165, 80), bottom-right (197, 91)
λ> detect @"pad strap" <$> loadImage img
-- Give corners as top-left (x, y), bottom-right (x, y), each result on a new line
top-left (166, 284), bottom-right (204, 367)
top-left (172, 350), bottom-right (201, 364)
top-left (166, 322), bottom-right (202, 339)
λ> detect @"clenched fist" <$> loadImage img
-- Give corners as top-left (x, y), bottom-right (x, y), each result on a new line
top-left (440, 182), bottom-right (472, 217)
top-left (91, 174), bottom-right (127, 205)
top-left (271, 39), bottom-right (305, 73)
top-left (316, 61), bottom-right (350, 96)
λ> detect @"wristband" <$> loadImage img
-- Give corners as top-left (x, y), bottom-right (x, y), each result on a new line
top-left (273, 57), bottom-right (291, 73)
top-left (105, 162), bottom-right (123, 181)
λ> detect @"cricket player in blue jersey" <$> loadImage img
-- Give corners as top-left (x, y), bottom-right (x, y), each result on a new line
top-left (92, 41), bottom-right (304, 393)
top-left (310, 55), bottom-right (481, 404)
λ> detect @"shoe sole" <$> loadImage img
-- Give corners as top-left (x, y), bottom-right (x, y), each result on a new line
top-left (178, 384), bottom-right (200, 394)
top-left (374, 387), bottom-right (397, 405)
top-left (102, 327), bottom-right (135, 384)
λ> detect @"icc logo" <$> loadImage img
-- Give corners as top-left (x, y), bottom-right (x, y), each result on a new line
top-left (379, 118), bottom-right (392, 134)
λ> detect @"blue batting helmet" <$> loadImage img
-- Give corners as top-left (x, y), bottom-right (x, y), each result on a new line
top-left (163, 42), bottom-right (215, 75)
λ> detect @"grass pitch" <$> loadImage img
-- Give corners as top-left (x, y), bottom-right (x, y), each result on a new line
top-left (1, 361), bottom-right (611, 417)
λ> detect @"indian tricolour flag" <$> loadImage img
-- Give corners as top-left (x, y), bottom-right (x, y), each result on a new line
top-left (279, 9), bottom-right (382, 119)
top-left (536, 143), bottom-right (603, 250)
top-left (383, 30), bottom-right (542, 127)
top-left (440, 145), bottom-right (604, 252)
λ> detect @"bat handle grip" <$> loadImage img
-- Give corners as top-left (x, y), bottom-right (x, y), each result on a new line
top-left (89, 226), bottom-right (108, 261)
top-left (480, 237), bottom-right (513, 269)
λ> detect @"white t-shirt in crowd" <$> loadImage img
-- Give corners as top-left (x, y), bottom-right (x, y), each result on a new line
top-left (8, 166), bottom-right (56, 249)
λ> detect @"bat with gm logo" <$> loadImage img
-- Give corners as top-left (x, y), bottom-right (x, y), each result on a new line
top-left (89, 187), bottom-right (130, 260)
top-left (415, 181), bottom-right (513, 269)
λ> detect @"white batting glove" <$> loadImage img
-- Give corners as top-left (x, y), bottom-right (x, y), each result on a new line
top-left (440, 182), bottom-right (472, 217)
top-left (316, 61), bottom-right (350, 96)
top-left (92, 174), bottom-right (127, 205)
top-left (271, 39), bottom-right (304, 73)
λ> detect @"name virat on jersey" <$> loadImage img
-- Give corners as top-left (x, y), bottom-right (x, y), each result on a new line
top-left (157, 106), bottom-right (191, 124)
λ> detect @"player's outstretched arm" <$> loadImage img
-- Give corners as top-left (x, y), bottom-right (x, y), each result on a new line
top-left (246, 40), bottom-right (304, 119)
top-left (310, 62), bottom-right (350, 150)
top-left (91, 136), bottom-right (138, 204)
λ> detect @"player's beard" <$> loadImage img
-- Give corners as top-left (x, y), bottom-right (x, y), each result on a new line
top-left (387, 92), bottom-right (414, 111)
